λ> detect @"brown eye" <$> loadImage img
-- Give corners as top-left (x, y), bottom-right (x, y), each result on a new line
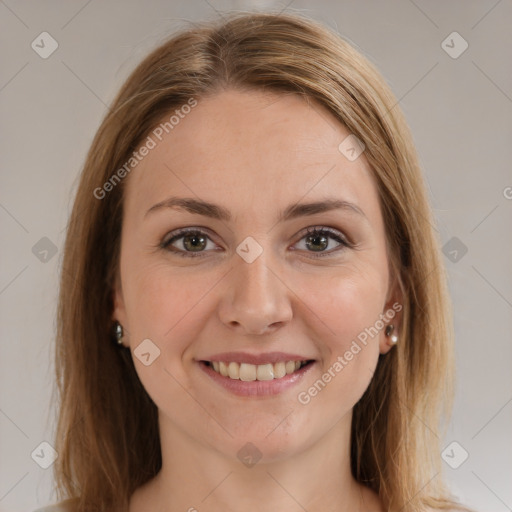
top-left (294, 227), bottom-right (350, 257)
top-left (181, 232), bottom-right (208, 252)
top-left (305, 231), bottom-right (329, 252)
top-left (161, 229), bottom-right (216, 257)
top-left (160, 226), bottom-right (350, 259)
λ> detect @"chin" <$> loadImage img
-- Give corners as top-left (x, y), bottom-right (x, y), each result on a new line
top-left (207, 415), bottom-right (318, 465)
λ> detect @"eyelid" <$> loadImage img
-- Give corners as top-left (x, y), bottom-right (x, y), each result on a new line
top-left (302, 225), bottom-right (351, 246)
top-left (160, 226), bottom-right (219, 257)
top-left (291, 226), bottom-right (352, 258)
top-left (160, 225), bottom-right (352, 258)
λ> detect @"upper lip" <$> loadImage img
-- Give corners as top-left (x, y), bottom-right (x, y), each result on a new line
top-left (199, 351), bottom-right (315, 365)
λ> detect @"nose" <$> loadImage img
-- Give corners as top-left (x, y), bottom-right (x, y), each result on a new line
top-left (218, 247), bottom-right (293, 335)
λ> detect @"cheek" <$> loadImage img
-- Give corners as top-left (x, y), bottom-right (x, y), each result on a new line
top-left (128, 266), bottom-right (202, 333)
top-left (121, 263), bottom-right (221, 410)
top-left (308, 267), bottom-right (386, 342)
top-left (307, 271), bottom-right (385, 386)
top-left (123, 258), bottom-right (227, 360)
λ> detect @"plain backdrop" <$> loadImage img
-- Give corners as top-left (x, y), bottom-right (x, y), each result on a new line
top-left (1, 1), bottom-right (511, 511)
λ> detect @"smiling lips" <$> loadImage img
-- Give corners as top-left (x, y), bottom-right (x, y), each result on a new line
top-left (208, 360), bottom-right (310, 381)
top-left (198, 352), bottom-right (315, 396)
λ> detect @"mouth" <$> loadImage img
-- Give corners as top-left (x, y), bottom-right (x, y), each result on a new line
top-left (203, 359), bottom-right (314, 381)
top-left (197, 356), bottom-right (316, 397)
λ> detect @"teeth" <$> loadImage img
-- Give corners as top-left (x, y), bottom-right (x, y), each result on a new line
top-left (256, 363), bottom-right (274, 381)
top-left (219, 361), bottom-right (229, 377)
top-left (240, 363), bottom-right (257, 381)
top-left (285, 361), bottom-right (296, 374)
top-left (209, 360), bottom-right (309, 381)
top-left (228, 362), bottom-right (240, 379)
top-left (274, 361), bottom-right (286, 379)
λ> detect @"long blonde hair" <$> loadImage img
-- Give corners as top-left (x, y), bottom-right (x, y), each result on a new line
top-left (53, 12), bottom-right (473, 512)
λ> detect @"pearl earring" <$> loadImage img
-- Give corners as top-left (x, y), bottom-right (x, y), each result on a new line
top-left (385, 324), bottom-right (398, 345)
top-left (115, 321), bottom-right (124, 345)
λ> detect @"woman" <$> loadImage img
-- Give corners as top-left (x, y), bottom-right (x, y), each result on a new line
top-left (36, 12), bottom-right (476, 512)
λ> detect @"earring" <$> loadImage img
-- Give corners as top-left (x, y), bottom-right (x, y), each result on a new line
top-left (115, 321), bottom-right (124, 345)
top-left (385, 324), bottom-right (398, 345)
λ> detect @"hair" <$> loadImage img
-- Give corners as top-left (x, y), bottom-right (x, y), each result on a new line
top-left (52, 11), bottom-right (474, 512)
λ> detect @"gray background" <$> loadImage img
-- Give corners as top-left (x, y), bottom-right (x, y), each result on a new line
top-left (1, 1), bottom-right (511, 511)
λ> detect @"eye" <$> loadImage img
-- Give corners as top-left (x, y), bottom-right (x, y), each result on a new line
top-left (160, 227), bottom-right (218, 258)
top-left (292, 226), bottom-right (350, 258)
top-left (160, 226), bottom-right (351, 258)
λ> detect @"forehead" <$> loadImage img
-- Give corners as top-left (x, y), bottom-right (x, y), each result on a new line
top-left (124, 89), bottom-right (381, 225)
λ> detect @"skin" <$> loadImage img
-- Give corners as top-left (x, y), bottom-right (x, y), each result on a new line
top-left (113, 88), bottom-right (402, 512)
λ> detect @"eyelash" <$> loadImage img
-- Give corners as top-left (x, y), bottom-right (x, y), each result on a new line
top-left (159, 226), bottom-right (351, 259)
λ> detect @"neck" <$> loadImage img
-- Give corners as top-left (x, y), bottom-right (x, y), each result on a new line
top-left (131, 410), bottom-right (369, 512)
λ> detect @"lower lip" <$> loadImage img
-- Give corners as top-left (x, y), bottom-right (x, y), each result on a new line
top-left (198, 361), bottom-right (315, 397)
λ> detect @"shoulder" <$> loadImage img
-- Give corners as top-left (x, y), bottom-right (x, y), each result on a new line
top-left (32, 501), bottom-right (74, 512)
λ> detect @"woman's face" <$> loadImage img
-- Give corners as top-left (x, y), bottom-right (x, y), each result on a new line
top-left (113, 88), bottom-right (401, 462)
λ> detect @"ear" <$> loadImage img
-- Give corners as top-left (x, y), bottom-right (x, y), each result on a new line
top-left (112, 269), bottom-right (129, 344)
top-left (379, 269), bottom-right (404, 355)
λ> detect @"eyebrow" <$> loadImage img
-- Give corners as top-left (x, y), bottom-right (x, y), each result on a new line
top-left (144, 196), bottom-right (367, 223)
